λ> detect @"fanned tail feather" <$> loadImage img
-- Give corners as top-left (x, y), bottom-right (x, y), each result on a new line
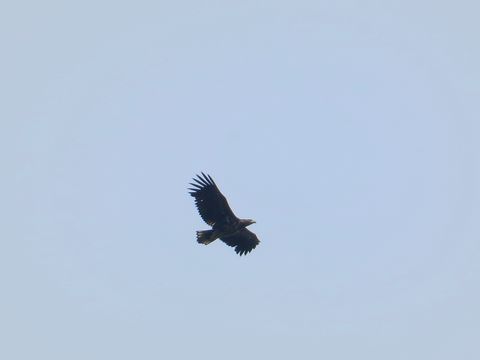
top-left (196, 230), bottom-right (216, 245)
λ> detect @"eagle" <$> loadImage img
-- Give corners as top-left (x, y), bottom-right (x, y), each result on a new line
top-left (189, 173), bottom-right (260, 256)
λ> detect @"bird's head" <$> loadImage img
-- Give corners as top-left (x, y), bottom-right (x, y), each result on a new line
top-left (241, 219), bottom-right (256, 227)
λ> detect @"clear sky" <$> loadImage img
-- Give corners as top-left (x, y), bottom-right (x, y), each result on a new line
top-left (1, 1), bottom-right (479, 359)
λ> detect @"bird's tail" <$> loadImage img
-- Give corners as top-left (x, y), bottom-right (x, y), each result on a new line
top-left (196, 230), bottom-right (216, 245)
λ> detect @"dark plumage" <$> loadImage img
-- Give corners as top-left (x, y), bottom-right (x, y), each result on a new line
top-left (189, 173), bottom-right (260, 256)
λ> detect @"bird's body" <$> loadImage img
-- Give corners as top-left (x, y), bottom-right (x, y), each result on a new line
top-left (189, 173), bottom-right (260, 256)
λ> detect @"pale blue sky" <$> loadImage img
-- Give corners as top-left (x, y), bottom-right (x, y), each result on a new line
top-left (1, 1), bottom-right (479, 359)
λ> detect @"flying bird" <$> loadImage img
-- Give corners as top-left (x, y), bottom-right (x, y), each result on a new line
top-left (189, 173), bottom-right (260, 256)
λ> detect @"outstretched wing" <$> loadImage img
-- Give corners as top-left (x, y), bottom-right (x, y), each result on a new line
top-left (188, 173), bottom-right (238, 226)
top-left (221, 228), bottom-right (260, 256)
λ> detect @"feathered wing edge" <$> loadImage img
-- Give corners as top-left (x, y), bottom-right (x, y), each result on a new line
top-left (221, 228), bottom-right (260, 256)
top-left (188, 172), bottom-right (216, 191)
top-left (188, 172), bottom-right (237, 226)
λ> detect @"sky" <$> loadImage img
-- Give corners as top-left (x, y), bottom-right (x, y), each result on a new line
top-left (1, 1), bottom-right (479, 359)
